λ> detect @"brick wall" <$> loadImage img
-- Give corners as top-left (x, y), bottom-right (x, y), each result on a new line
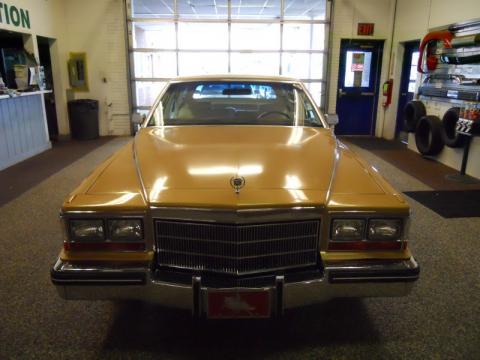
top-left (64, 0), bottom-right (131, 136)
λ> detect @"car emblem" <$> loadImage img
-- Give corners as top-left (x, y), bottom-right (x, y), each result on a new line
top-left (230, 176), bottom-right (245, 194)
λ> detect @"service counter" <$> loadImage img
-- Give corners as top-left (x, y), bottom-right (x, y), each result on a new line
top-left (0, 90), bottom-right (52, 171)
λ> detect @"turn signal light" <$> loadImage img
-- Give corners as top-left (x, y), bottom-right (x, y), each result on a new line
top-left (328, 241), bottom-right (403, 251)
top-left (64, 242), bottom-right (145, 251)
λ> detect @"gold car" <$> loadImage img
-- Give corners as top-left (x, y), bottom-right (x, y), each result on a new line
top-left (51, 75), bottom-right (419, 319)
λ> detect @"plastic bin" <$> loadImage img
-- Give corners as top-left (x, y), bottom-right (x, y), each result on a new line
top-left (68, 99), bottom-right (99, 140)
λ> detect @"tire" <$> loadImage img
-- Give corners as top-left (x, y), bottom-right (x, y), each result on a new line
top-left (415, 115), bottom-right (445, 156)
top-left (441, 107), bottom-right (466, 148)
top-left (404, 101), bottom-right (426, 132)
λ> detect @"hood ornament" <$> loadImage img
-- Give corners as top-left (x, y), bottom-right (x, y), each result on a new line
top-left (230, 176), bottom-right (245, 194)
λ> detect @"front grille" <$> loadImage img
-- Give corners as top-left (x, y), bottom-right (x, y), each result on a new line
top-left (155, 220), bottom-right (320, 275)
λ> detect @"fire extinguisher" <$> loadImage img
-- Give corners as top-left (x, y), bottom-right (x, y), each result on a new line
top-left (382, 79), bottom-right (393, 107)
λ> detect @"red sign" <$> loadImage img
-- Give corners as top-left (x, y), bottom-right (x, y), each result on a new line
top-left (358, 23), bottom-right (375, 36)
top-left (207, 290), bottom-right (271, 319)
top-left (351, 53), bottom-right (365, 72)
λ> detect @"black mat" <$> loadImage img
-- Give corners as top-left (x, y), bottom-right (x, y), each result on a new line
top-left (404, 190), bottom-right (480, 218)
top-left (340, 136), bottom-right (406, 151)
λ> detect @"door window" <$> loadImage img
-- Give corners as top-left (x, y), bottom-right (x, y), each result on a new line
top-left (408, 51), bottom-right (420, 93)
top-left (343, 51), bottom-right (372, 88)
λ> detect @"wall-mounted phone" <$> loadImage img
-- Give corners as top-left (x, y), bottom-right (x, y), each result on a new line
top-left (382, 79), bottom-right (393, 107)
top-left (68, 52), bottom-right (89, 91)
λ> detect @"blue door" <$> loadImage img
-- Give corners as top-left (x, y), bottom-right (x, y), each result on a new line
top-left (335, 40), bottom-right (384, 135)
top-left (395, 41), bottom-right (420, 141)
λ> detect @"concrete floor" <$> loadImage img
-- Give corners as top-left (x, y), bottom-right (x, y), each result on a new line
top-left (0, 137), bottom-right (479, 359)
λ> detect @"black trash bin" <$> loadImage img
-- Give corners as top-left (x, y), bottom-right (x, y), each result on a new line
top-left (68, 99), bottom-right (99, 140)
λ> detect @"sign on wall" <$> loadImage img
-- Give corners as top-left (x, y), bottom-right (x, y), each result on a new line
top-left (351, 53), bottom-right (365, 72)
top-left (0, 2), bottom-right (30, 29)
top-left (357, 23), bottom-right (374, 36)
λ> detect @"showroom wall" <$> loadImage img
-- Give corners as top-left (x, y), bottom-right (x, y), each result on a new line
top-left (0, 0), bottom-right (130, 137)
top-left (384, 0), bottom-right (480, 139)
top-left (0, 0), bottom-right (69, 134)
top-left (327, 0), bottom-right (480, 177)
top-left (326, 0), bottom-right (396, 136)
top-left (383, 0), bottom-right (480, 177)
top-left (63, 0), bottom-right (130, 136)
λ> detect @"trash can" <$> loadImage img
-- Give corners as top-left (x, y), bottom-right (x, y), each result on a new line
top-left (68, 99), bottom-right (99, 140)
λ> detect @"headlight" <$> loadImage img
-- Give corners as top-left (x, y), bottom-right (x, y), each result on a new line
top-left (108, 219), bottom-right (143, 241)
top-left (69, 219), bottom-right (104, 241)
top-left (368, 219), bottom-right (402, 241)
top-left (331, 219), bottom-right (365, 241)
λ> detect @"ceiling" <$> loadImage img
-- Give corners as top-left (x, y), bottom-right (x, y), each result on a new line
top-left (132, 0), bottom-right (326, 19)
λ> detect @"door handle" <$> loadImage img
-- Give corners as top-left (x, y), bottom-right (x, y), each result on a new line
top-left (360, 92), bottom-right (375, 96)
top-left (338, 89), bottom-right (346, 97)
top-left (401, 92), bottom-right (407, 96)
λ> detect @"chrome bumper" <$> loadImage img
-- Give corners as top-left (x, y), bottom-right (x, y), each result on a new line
top-left (51, 257), bottom-right (419, 314)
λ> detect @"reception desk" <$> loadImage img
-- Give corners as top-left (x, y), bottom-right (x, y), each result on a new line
top-left (0, 90), bottom-right (52, 171)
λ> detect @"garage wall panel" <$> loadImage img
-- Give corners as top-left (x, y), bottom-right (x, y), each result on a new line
top-left (327, 0), bottom-right (395, 137)
top-left (393, 0), bottom-right (430, 43)
top-left (0, 0), bottom-right (69, 136)
top-left (129, 0), bottom-right (329, 111)
top-left (381, 0), bottom-right (480, 140)
top-left (64, 0), bottom-right (130, 136)
top-left (1, 0), bottom-right (131, 137)
top-left (428, 0), bottom-right (480, 29)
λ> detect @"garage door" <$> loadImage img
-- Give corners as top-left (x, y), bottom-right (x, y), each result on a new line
top-left (126, 0), bottom-right (330, 114)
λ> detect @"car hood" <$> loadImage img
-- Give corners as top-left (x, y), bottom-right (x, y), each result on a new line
top-left (127, 126), bottom-right (385, 206)
top-left (135, 126), bottom-right (334, 190)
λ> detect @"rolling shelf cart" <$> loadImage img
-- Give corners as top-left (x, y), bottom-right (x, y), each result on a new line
top-left (446, 106), bottom-right (480, 183)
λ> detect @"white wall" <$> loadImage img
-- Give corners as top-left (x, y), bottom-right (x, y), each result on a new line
top-left (329, 0), bottom-right (480, 142)
top-left (380, 0), bottom-right (480, 178)
top-left (327, 0), bottom-right (396, 137)
top-left (0, 0), bottom-right (69, 135)
top-left (63, 0), bottom-right (130, 136)
top-left (0, 0), bottom-right (131, 137)
top-left (382, 0), bottom-right (480, 140)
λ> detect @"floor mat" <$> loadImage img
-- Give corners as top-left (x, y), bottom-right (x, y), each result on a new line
top-left (341, 136), bottom-right (480, 191)
top-left (340, 136), bottom-right (407, 151)
top-left (404, 190), bottom-right (480, 218)
top-left (0, 137), bottom-right (116, 207)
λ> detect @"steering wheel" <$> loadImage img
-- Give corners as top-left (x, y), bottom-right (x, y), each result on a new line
top-left (256, 111), bottom-right (291, 120)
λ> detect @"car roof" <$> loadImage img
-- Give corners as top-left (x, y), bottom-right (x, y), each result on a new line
top-left (170, 74), bottom-right (301, 83)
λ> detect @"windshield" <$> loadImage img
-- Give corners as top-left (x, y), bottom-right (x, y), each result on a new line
top-left (147, 81), bottom-right (324, 127)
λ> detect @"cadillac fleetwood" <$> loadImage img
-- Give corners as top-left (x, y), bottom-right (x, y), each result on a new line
top-left (51, 75), bottom-right (419, 319)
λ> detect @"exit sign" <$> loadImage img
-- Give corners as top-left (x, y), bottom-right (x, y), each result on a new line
top-left (358, 23), bottom-right (374, 36)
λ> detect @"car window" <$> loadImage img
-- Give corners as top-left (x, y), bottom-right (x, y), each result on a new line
top-left (147, 81), bottom-right (323, 128)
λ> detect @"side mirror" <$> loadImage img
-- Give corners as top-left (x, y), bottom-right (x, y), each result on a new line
top-left (325, 114), bottom-right (339, 126)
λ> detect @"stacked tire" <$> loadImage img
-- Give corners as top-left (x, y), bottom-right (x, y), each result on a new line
top-left (415, 115), bottom-right (444, 156)
top-left (404, 101), bottom-right (426, 132)
top-left (441, 107), bottom-right (466, 148)
top-left (403, 101), bottom-right (467, 156)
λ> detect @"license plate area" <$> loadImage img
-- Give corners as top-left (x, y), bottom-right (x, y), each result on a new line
top-left (207, 289), bottom-right (272, 319)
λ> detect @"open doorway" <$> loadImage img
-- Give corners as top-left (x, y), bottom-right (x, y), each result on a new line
top-left (395, 40), bottom-right (420, 143)
top-left (0, 30), bottom-right (25, 88)
top-left (36, 36), bottom-right (58, 141)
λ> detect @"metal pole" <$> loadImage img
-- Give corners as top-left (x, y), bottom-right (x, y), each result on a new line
top-left (460, 136), bottom-right (472, 175)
